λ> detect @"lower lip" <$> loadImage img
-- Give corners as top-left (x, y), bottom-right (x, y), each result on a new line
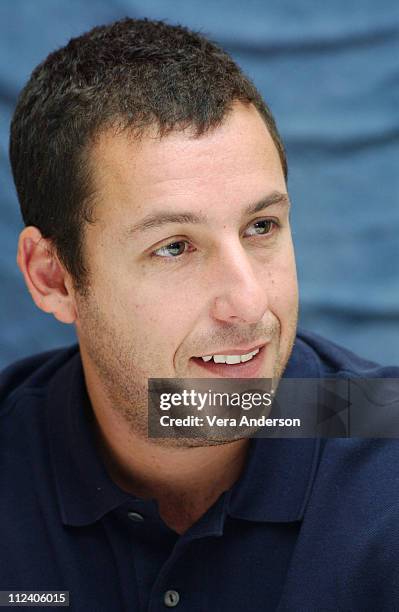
top-left (190, 345), bottom-right (266, 378)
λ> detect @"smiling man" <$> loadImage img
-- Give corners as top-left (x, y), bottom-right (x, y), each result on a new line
top-left (2, 17), bottom-right (399, 612)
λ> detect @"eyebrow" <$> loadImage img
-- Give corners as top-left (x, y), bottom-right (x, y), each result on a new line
top-left (125, 191), bottom-right (290, 237)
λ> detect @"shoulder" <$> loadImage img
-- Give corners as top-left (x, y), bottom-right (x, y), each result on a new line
top-left (0, 345), bottom-right (79, 414)
top-left (295, 328), bottom-right (399, 377)
top-left (291, 331), bottom-right (399, 603)
top-left (303, 437), bottom-right (399, 606)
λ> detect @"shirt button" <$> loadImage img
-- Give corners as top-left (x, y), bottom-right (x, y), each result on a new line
top-left (127, 511), bottom-right (144, 522)
top-left (163, 590), bottom-right (180, 607)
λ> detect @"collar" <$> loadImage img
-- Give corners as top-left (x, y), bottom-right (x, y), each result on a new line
top-left (47, 349), bottom-right (132, 526)
top-left (227, 333), bottom-right (323, 522)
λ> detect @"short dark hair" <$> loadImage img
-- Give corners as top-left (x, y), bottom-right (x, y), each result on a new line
top-left (10, 17), bottom-right (287, 292)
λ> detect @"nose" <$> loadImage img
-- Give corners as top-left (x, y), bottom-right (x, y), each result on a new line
top-left (210, 241), bottom-right (269, 324)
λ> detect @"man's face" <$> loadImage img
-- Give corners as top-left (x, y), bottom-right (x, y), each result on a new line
top-left (74, 103), bottom-right (298, 432)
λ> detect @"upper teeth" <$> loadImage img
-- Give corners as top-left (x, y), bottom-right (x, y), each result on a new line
top-left (201, 349), bottom-right (259, 364)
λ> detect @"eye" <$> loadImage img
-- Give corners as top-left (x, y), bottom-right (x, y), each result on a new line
top-left (245, 219), bottom-right (277, 237)
top-left (153, 240), bottom-right (191, 258)
top-left (151, 219), bottom-right (278, 261)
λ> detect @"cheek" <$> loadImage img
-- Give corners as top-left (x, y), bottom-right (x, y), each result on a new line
top-left (116, 278), bottom-right (197, 353)
top-left (266, 252), bottom-right (298, 314)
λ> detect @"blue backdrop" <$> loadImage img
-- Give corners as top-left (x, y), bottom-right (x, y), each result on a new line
top-left (1, 0), bottom-right (398, 368)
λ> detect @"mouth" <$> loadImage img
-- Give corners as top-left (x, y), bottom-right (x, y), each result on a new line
top-left (190, 344), bottom-right (267, 378)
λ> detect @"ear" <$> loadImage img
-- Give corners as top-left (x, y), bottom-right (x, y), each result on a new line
top-left (17, 226), bottom-right (77, 324)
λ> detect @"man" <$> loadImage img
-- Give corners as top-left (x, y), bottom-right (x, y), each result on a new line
top-left (1, 17), bottom-right (399, 611)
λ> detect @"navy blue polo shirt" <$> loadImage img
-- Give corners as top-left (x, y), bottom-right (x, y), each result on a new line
top-left (1, 330), bottom-right (399, 611)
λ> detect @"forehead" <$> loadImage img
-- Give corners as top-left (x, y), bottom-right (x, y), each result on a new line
top-left (88, 103), bottom-right (286, 226)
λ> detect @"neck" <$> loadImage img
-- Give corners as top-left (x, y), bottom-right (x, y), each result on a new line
top-left (84, 369), bottom-right (249, 533)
